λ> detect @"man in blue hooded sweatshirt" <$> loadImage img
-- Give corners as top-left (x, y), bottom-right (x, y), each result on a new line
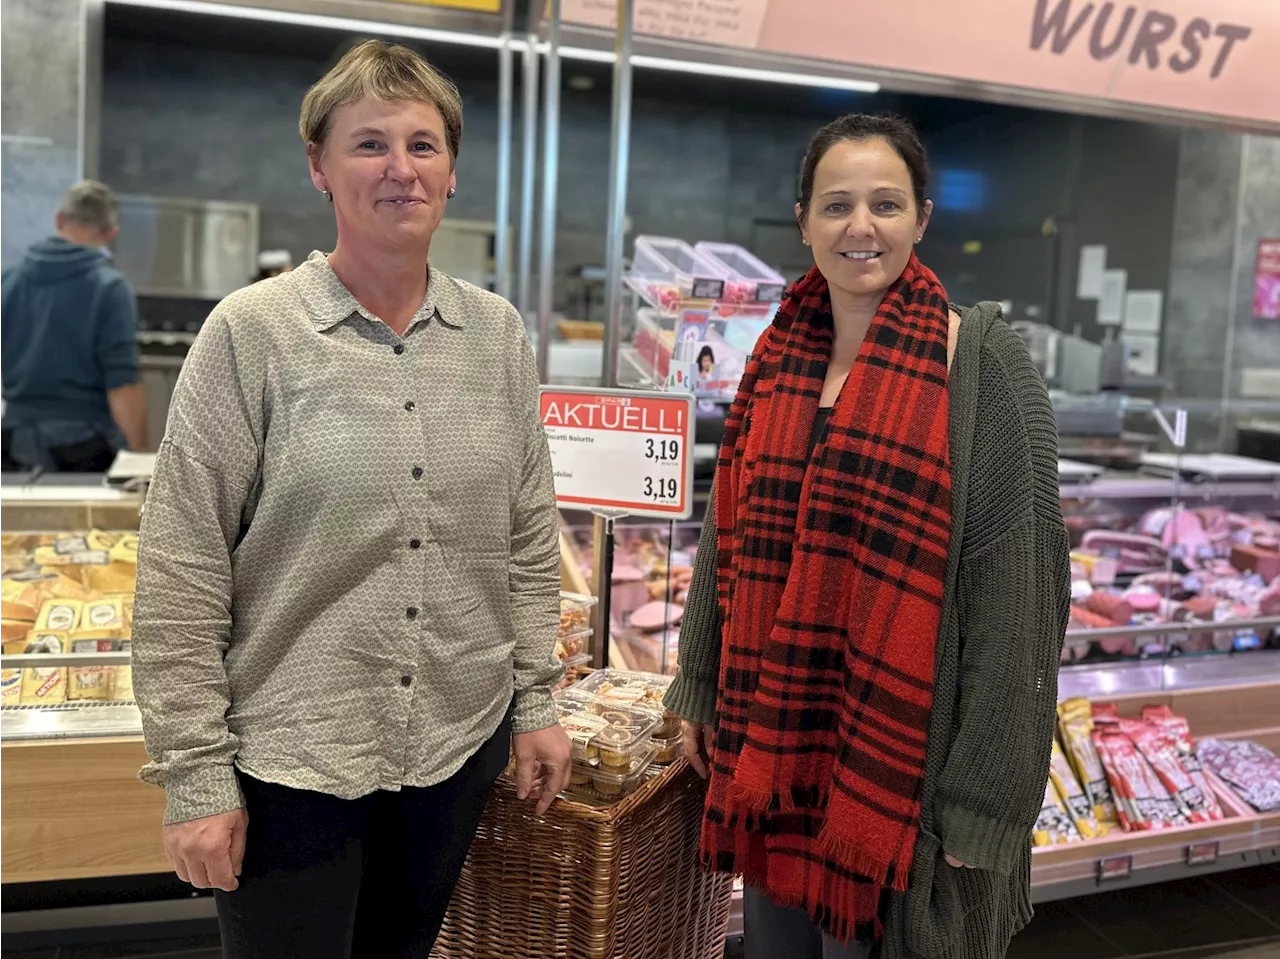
top-left (2, 180), bottom-right (147, 472)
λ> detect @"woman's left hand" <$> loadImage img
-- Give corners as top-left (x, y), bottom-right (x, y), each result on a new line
top-left (944, 854), bottom-right (974, 869)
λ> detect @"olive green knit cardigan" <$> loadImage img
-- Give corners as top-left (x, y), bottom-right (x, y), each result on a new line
top-left (665, 303), bottom-right (1071, 959)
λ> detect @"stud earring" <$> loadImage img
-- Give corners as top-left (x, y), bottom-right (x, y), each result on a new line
top-left (915, 235), bottom-right (922, 243)
top-left (447, 187), bottom-right (456, 199)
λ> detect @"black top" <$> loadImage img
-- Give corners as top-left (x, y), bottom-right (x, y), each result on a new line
top-left (809, 406), bottom-right (833, 457)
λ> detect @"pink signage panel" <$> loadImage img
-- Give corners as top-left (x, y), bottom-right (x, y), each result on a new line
top-left (562, 0), bottom-right (1280, 127)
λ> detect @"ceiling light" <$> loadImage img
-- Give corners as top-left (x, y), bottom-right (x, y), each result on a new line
top-left (104, 0), bottom-right (506, 49)
top-left (544, 43), bottom-right (878, 92)
top-left (631, 55), bottom-right (880, 93)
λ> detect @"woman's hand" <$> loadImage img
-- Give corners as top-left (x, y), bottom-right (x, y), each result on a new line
top-left (163, 808), bottom-right (249, 892)
top-left (514, 725), bottom-right (573, 815)
top-left (682, 719), bottom-right (716, 779)
top-left (944, 854), bottom-right (974, 869)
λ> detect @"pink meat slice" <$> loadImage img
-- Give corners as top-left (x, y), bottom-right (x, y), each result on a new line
top-left (630, 601), bottom-right (684, 631)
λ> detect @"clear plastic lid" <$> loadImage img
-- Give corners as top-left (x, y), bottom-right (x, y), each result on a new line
top-left (695, 242), bottom-right (786, 304)
top-left (562, 667), bottom-right (673, 714)
top-left (628, 236), bottom-right (729, 310)
top-left (565, 740), bottom-right (659, 803)
top-left (555, 625), bottom-right (592, 662)
top-left (555, 695), bottom-right (661, 766)
top-left (588, 740), bottom-right (658, 785)
top-left (559, 592), bottom-right (598, 635)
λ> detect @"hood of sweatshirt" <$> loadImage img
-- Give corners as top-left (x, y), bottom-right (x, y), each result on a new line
top-left (16, 236), bottom-right (112, 283)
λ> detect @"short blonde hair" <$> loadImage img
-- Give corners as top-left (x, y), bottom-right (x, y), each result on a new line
top-left (299, 39), bottom-right (463, 162)
top-left (59, 180), bottom-right (119, 233)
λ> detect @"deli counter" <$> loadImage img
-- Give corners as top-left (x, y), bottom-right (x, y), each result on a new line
top-left (3, 460), bottom-right (1279, 901)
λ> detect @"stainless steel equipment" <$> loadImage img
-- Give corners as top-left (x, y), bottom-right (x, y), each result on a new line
top-left (112, 195), bottom-right (258, 299)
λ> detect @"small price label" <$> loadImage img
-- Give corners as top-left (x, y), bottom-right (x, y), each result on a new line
top-left (1098, 855), bottom-right (1132, 882)
top-left (541, 387), bottom-right (696, 520)
top-left (1187, 841), bottom-right (1220, 866)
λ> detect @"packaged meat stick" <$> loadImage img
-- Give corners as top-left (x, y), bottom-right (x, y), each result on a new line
top-left (1142, 705), bottom-right (1224, 821)
top-left (1048, 740), bottom-right (1101, 839)
top-left (1057, 698), bottom-right (1119, 826)
top-left (1034, 778), bottom-right (1082, 846)
top-left (1091, 705), bottom-right (1186, 831)
top-left (1125, 719), bottom-right (1215, 823)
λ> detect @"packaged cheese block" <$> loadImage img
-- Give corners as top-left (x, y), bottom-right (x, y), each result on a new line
top-left (87, 530), bottom-right (123, 552)
top-left (53, 533), bottom-right (91, 555)
top-left (109, 533), bottom-right (139, 565)
top-left (0, 640), bottom-right (24, 706)
top-left (35, 598), bottom-right (83, 633)
top-left (68, 628), bottom-right (125, 701)
top-left (1, 579), bottom-right (42, 621)
top-left (86, 562), bottom-right (137, 595)
top-left (34, 546), bottom-right (110, 568)
top-left (111, 665), bottom-right (135, 701)
top-left (1, 619), bottom-right (33, 642)
top-left (19, 631), bottom-right (69, 706)
top-left (82, 596), bottom-right (125, 632)
top-left (40, 572), bottom-right (100, 604)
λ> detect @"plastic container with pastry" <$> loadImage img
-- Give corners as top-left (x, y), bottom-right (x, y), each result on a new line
top-left (559, 592), bottom-right (598, 635)
top-left (557, 694), bottom-right (661, 768)
top-left (650, 731), bottom-right (682, 765)
top-left (562, 741), bottom-right (658, 802)
top-left (555, 698), bottom-right (611, 764)
top-left (555, 625), bottom-right (592, 662)
top-left (564, 667), bottom-right (673, 714)
top-left (586, 742), bottom-right (659, 801)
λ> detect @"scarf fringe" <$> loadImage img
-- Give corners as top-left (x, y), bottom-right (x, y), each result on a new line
top-left (819, 826), bottom-right (910, 892)
top-left (733, 864), bottom-right (883, 946)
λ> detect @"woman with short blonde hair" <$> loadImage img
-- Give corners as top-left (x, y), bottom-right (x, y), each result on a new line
top-left (133, 39), bottom-right (572, 958)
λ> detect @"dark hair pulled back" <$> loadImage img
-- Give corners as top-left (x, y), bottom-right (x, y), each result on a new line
top-left (797, 114), bottom-right (931, 226)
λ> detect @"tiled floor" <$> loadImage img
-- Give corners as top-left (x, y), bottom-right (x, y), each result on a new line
top-left (9, 866), bottom-right (1280, 959)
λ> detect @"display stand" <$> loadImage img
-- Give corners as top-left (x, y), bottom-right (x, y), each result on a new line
top-left (541, 386), bottom-right (697, 669)
top-left (433, 759), bottom-right (732, 959)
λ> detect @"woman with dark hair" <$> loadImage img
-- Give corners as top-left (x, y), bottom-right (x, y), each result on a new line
top-left (665, 114), bottom-right (1069, 959)
top-left (696, 345), bottom-right (716, 384)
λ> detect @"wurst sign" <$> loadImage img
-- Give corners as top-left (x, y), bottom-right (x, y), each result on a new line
top-left (561, 0), bottom-right (1280, 128)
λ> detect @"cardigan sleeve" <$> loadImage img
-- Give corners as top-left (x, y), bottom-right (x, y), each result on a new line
top-left (663, 484), bottom-right (724, 727)
top-left (934, 322), bottom-right (1071, 874)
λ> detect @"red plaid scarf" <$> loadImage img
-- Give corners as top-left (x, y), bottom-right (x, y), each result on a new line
top-left (702, 253), bottom-right (953, 943)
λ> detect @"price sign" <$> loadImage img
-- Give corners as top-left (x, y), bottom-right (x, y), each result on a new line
top-left (1187, 841), bottom-right (1220, 866)
top-left (540, 387), bottom-right (696, 519)
top-left (1097, 855), bottom-right (1133, 882)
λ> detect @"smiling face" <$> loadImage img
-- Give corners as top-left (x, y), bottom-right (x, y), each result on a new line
top-left (309, 96), bottom-right (456, 256)
top-left (797, 136), bottom-right (932, 304)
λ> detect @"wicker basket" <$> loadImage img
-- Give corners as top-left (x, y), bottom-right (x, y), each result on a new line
top-left (433, 759), bottom-right (733, 959)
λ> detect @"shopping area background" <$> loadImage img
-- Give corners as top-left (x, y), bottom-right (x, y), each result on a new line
top-left (2, 1), bottom-right (1280, 958)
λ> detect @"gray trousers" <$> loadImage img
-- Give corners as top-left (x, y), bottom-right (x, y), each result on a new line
top-left (744, 886), bottom-right (872, 959)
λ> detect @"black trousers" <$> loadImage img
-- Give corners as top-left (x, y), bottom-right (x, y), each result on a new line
top-left (215, 717), bottom-right (511, 959)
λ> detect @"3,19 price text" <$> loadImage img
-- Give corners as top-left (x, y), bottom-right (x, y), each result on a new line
top-left (644, 476), bottom-right (679, 501)
top-left (645, 438), bottom-right (681, 462)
